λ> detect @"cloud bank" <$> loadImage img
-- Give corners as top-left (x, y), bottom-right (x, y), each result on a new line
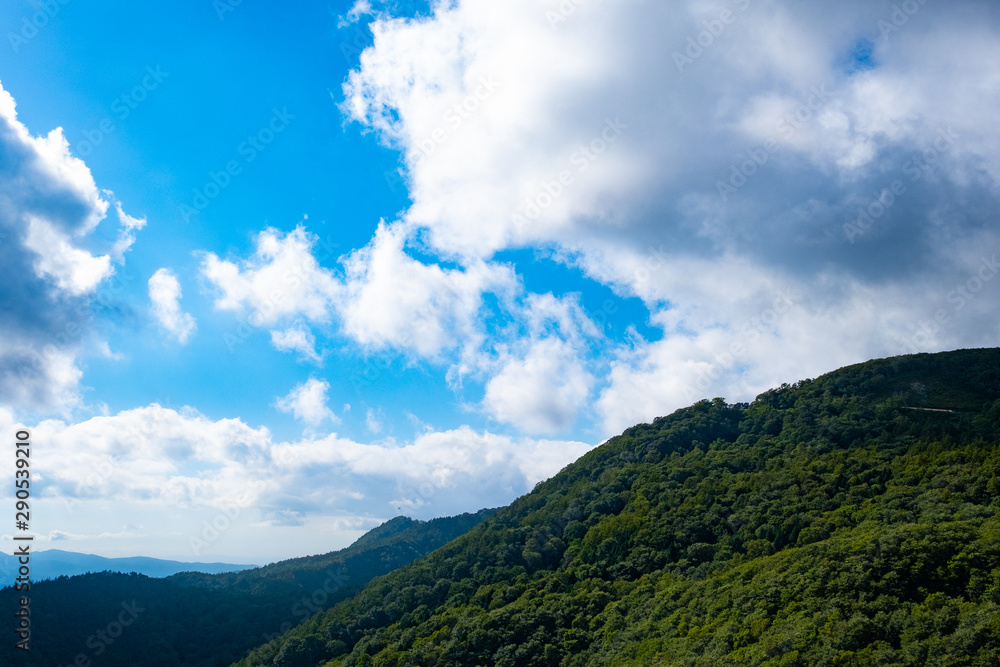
top-left (29, 403), bottom-right (591, 530)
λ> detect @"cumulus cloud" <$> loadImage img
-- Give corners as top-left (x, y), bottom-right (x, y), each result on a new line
top-left (201, 221), bottom-right (522, 374)
top-left (338, 221), bottom-right (515, 357)
top-left (586, 245), bottom-right (1000, 433)
top-left (0, 81), bottom-right (141, 414)
top-left (201, 225), bottom-right (342, 327)
top-left (149, 269), bottom-right (197, 344)
top-left (276, 378), bottom-right (339, 426)
top-left (336, 0), bottom-right (1000, 433)
top-left (518, 292), bottom-right (600, 345)
top-left (30, 404), bottom-right (273, 511)
top-left (182, 1), bottom-right (1000, 440)
top-left (345, 0), bottom-right (1000, 266)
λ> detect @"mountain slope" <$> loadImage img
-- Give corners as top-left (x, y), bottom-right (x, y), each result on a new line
top-left (170, 510), bottom-right (496, 599)
top-left (236, 348), bottom-right (1000, 667)
top-left (0, 509), bottom-right (495, 666)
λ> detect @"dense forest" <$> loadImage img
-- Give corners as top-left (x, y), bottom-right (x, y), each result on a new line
top-left (234, 348), bottom-right (1000, 666)
top-left (0, 509), bottom-right (495, 666)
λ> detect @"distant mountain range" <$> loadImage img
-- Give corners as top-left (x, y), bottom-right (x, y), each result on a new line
top-left (0, 549), bottom-right (255, 581)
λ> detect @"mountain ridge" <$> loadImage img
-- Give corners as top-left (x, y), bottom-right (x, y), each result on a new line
top-left (235, 348), bottom-right (1000, 667)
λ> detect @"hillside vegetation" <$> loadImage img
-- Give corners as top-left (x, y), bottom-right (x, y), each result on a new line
top-left (171, 511), bottom-right (496, 598)
top-left (236, 349), bottom-right (1000, 667)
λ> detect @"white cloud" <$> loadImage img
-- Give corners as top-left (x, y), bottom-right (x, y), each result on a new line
top-left (276, 378), bottom-right (339, 426)
top-left (483, 337), bottom-right (593, 435)
top-left (0, 81), bottom-right (142, 414)
top-left (149, 269), bottom-right (197, 344)
top-left (271, 425), bottom-right (592, 513)
top-left (339, 0), bottom-right (1000, 434)
top-left (182, 1), bottom-right (1000, 443)
top-left (13, 404), bottom-right (593, 554)
top-left (0, 406), bottom-right (15, 437)
top-left (201, 219), bottom-right (521, 378)
top-left (342, 0), bottom-right (663, 260)
top-left (270, 324), bottom-right (322, 363)
top-left (201, 225), bottom-right (342, 326)
top-left (338, 221), bottom-right (515, 357)
top-left (23, 215), bottom-right (113, 297)
top-left (27, 404), bottom-right (274, 511)
top-left (0, 83), bottom-right (109, 232)
top-left (0, 344), bottom-right (84, 415)
top-left (338, 0), bottom-right (373, 28)
top-left (519, 292), bottom-right (600, 345)
top-left (346, 0), bottom-right (1000, 265)
top-left (589, 249), bottom-right (1000, 435)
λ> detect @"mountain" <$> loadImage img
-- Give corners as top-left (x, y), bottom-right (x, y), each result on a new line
top-left (0, 508), bottom-right (496, 666)
top-left (169, 511), bottom-right (498, 599)
top-left (236, 348), bottom-right (1000, 667)
top-left (0, 549), bottom-right (254, 581)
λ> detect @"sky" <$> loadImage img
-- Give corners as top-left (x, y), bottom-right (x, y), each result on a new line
top-left (0, 0), bottom-right (998, 565)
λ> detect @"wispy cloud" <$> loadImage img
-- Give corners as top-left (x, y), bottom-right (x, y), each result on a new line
top-left (270, 324), bottom-right (322, 363)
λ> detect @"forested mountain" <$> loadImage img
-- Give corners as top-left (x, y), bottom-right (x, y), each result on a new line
top-left (236, 348), bottom-right (1000, 667)
top-left (171, 511), bottom-right (496, 597)
top-left (0, 509), bottom-right (495, 666)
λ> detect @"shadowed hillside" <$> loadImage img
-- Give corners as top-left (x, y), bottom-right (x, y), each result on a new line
top-left (0, 509), bottom-right (495, 666)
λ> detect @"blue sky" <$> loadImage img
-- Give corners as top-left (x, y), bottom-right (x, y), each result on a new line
top-left (1, 0), bottom-right (998, 563)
